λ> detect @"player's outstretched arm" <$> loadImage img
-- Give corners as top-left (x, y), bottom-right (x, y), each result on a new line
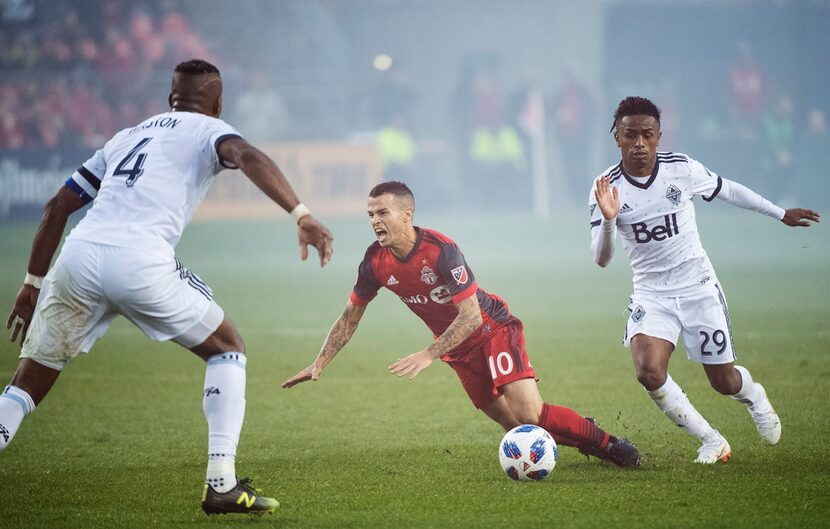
top-left (281, 300), bottom-right (366, 388)
top-left (591, 175), bottom-right (618, 267)
top-left (388, 294), bottom-right (483, 380)
top-left (714, 178), bottom-right (820, 228)
top-left (7, 186), bottom-right (86, 344)
top-left (218, 137), bottom-right (334, 266)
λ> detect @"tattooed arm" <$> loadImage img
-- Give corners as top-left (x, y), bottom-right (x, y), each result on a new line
top-left (281, 301), bottom-right (366, 388)
top-left (388, 295), bottom-right (483, 379)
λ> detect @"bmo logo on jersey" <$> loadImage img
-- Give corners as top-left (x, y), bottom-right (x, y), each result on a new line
top-left (632, 213), bottom-right (679, 243)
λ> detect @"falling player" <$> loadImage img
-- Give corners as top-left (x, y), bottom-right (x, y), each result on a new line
top-left (282, 181), bottom-right (641, 469)
top-left (589, 96), bottom-right (820, 463)
top-left (3, 59), bottom-right (334, 514)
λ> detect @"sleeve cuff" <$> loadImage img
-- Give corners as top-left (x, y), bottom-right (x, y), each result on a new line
top-left (214, 133), bottom-right (242, 169)
top-left (451, 282), bottom-right (477, 304)
top-left (349, 291), bottom-right (371, 307)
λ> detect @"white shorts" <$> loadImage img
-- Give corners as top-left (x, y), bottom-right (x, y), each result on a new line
top-left (622, 283), bottom-right (736, 365)
top-left (21, 240), bottom-right (224, 370)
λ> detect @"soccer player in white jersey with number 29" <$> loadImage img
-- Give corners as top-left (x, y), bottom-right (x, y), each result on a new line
top-left (2, 60), bottom-right (334, 514)
top-left (590, 96), bottom-right (820, 464)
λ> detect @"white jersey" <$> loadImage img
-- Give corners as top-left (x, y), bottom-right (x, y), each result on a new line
top-left (589, 152), bottom-right (722, 296)
top-left (65, 111), bottom-right (241, 258)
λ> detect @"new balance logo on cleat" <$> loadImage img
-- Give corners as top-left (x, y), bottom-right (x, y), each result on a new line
top-left (202, 477), bottom-right (279, 515)
top-left (386, 275), bottom-right (399, 286)
top-left (0, 424), bottom-right (9, 443)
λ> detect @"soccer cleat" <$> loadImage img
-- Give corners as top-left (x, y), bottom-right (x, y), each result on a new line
top-left (578, 419), bottom-right (641, 468)
top-left (747, 384), bottom-right (781, 445)
top-left (694, 431), bottom-right (731, 464)
top-left (201, 477), bottom-right (279, 515)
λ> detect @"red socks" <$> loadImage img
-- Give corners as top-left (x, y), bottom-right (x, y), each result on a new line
top-left (538, 404), bottom-right (610, 450)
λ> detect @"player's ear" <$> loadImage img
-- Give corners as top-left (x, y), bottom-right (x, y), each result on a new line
top-left (215, 96), bottom-right (223, 118)
top-left (613, 131), bottom-right (621, 147)
top-left (168, 92), bottom-right (173, 109)
top-left (657, 130), bottom-right (662, 145)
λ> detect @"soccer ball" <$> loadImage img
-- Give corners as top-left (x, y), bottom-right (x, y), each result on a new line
top-left (498, 424), bottom-right (557, 481)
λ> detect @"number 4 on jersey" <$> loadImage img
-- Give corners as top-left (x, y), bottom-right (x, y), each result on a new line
top-left (114, 137), bottom-right (152, 187)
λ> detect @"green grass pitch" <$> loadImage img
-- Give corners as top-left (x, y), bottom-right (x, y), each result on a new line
top-left (0, 206), bottom-right (828, 528)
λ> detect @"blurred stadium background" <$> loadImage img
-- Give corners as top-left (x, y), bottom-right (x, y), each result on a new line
top-left (1, 1), bottom-right (828, 528)
top-left (1, 0), bottom-right (829, 220)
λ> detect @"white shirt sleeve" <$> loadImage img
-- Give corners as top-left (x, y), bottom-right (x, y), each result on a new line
top-left (65, 135), bottom-right (114, 202)
top-left (588, 179), bottom-right (616, 267)
top-left (712, 178), bottom-right (785, 220)
top-left (688, 157), bottom-right (721, 199)
top-left (202, 118), bottom-right (243, 171)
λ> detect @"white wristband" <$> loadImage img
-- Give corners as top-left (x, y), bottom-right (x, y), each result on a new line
top-left (24, 273), bottom-right (44, 289)
top-left (290, 203), bottom-right (311, 223)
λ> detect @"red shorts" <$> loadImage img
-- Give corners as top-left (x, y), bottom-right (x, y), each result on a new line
top-left (444, 320), bottom-right (536, 409)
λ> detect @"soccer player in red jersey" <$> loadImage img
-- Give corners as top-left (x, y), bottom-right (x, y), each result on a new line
top-left (282, 181), bottom-right (640, 468)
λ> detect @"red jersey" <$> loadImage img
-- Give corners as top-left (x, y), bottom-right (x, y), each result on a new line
top-left (349, 227), bottom-right (514, 357)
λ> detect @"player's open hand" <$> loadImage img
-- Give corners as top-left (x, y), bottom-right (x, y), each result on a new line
top-left (281, 363), bottom-right (323, 389)
top-left (594, 175), bottom-right (620, 220)
top-left (6, 284), bottom-right (40, 345)
top-left (389, 350), bottom-right (434, 380)
top-left (297, 215), bottom-right (334, 267)
top-left (781, 208), bottom-right (820, 227)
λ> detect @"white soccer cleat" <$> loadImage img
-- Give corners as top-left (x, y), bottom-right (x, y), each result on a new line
top-left (747, 384), bottom-right (781, 445)
top-left (694, 431), bottom-right (731, 464)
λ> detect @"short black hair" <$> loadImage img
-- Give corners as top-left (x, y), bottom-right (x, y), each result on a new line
top-left (369, 181), bottom-right (414, 201)
top-left (174, 59), bottom-right (220, 76)
top-left (611, 96), bottom-right (660, 133)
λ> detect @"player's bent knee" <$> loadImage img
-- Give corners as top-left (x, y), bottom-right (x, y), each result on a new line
top-left (636, 368), bottom-right (666, 391)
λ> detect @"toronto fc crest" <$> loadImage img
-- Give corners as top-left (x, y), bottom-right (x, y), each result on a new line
top-left (420, 265), bottom-right (438, 285)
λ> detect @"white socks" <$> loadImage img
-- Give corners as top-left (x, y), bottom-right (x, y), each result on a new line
top-left (203, 352), bottom-right (247, 493)
top-left (730, 365), bottom-right (764, 406)
top-left (0, 385), bottom-right (36, 450)
top-left (647, 374), bottom-right (716, 440)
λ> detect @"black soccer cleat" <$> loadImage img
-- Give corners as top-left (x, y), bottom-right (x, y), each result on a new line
top-left (578, 417), bottom-right (642, 468)
top-left (201, 477), bottom-right (279, 515)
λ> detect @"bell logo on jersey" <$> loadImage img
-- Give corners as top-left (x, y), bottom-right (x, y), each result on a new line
top-left (632, 213), bottom-right (679, 243)
top-left (450, 265), bottom-right (469, 285)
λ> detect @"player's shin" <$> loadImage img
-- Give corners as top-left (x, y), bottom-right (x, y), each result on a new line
top-left (646, 373), bottom-right (716, 439)
top-left (0, 385), bottom-right (36, 450)
top-left (730, 365), bottom-right (781, 444)
top-left (203, 353), bottom-right (247, 493)
top-left (538, 404), bottom-right (609, 450)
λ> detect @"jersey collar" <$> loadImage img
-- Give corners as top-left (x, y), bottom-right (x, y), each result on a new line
top-left (620, 159), bottom-right (659, 190)
top-left (392, 226), bottom-right (423, 263)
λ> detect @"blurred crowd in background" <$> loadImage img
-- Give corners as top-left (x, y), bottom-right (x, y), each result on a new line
top-left (1, 0), bottom-right (827, 209)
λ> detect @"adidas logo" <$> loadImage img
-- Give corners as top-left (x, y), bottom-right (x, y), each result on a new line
top-left (619, 203), bottom-right (633, 214)
top-left (386, 275), bottom-right (399, 285)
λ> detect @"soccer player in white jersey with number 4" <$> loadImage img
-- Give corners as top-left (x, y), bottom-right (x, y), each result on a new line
top-left (2, 60), bottom-right (334, 514)
top-left (590, 96), bottom-right (820, 464)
